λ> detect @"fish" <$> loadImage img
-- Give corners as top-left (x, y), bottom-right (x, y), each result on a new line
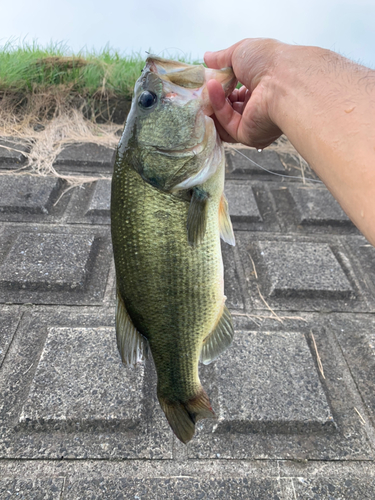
top-left (110, 56), bottom-right (237, 443)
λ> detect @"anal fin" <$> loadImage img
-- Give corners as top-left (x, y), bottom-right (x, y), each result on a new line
top-left (187, 187), bottom-right (209, 246)
top-left (200, 305), bottom-right (234, 365)
top-left (116, 290), bottom-right (146, 366)
top-left (219, 193), bottom-right (235, 246)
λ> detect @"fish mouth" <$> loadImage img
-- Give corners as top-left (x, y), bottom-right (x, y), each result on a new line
top-left (146, 55), bottom-right (237, 114)
top-left (154, 140), bottom-right (206, 158)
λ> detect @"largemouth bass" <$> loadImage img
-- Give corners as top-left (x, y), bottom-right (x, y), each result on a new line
top-left (111, 56), bottom-right (237, 443)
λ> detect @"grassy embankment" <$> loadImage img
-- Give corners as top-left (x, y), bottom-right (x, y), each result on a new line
top-left (0, 41), bottom-right (150, 124)
top-left (0, 42), bottom-right (307, 183)
top-left (0, 42), bottom-right (194, 181)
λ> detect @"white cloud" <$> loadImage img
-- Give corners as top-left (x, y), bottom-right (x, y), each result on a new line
top-left (1, 0), bottom-right (374, 67)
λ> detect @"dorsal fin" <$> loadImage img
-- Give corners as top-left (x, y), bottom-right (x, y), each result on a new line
top-left (200, 305), bottom-right (234, 365)
top-left (187, 187), bottom-right (209, 246)
top-left (116, 290), bottom-right (146, 366)
top-left (219, 193), bottom-right (235, 246)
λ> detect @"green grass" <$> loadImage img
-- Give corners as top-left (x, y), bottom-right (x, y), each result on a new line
top-left (0, 40), bottom-right (152, 100)
top-left (0, 40), bottom-right (204, 101)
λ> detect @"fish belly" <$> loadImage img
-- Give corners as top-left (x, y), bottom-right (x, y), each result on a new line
top-left (111, 158), bottom-right (224, 403)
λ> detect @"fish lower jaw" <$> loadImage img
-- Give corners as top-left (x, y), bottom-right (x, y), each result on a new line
top-left (154, 141), bottom-right (206, 158)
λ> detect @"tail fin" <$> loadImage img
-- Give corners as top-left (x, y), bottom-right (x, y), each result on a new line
top-left (158, 388), bottom-right (215, 444)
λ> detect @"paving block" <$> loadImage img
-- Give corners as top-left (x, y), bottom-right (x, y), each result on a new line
top-left (258, 241), bottom-right (353, 299)
top-left (54, 143), bottom-right (115, 173)
top-left (0, 175), bottom-right (63, 214)
top-left (331, 314), bottom-right (375, 423)
top-left (206, 330), bottom-right (333, 434)
top-left (225, 181), bottom-right (262, 222)
top-left (344, 237), bottom-right (375, 300)
top-left (64, 477), bottom-right (282, 500)
top-left (292, 475), bottom-right (375, 499)
top-left (288, 186), bottom-right (350, 224)
top-left (0, 228), bottom-right (111, 304)
top-left (0, 308), bottom-right (20, 367)
top-left (0, 309), bottom-right (172, 459)
top-left (86, 179), bottom-right (111, 217)
top-left (222, 242), bottom-right (244, 310)
top-left (66, 181), bottom-right (111, 225)
top-left (0, 137), bottom-right (30, 167)
top-left (189, 316), bottom-right (373, 460)
top-left (226, 147), bottom-right (286, 177)
top-left (0, 233), bottom-right (96, 292)
top-left (19, 327), bottom-right (144, 431)
top-left (0, 478), bottom-right (64, 500)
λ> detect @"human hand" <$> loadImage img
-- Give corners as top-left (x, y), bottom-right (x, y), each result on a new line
top-left (204, 38), bottom-right (286, 148)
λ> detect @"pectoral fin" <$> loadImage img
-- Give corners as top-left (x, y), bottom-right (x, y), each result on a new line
top-left (219, 193), bottom-right (235, 246)
top-left (187, 187), bottom-right (209, 246)
top-left (200, 305), bottom-right (234, 365)
top-left (116, 290), bottom-right (146, 366)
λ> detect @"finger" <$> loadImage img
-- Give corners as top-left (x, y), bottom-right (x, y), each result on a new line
top-left (228, 88), bottom-right (240, 103)
top-left (210, 116), bottom-right (237, 143)
top-left (207, 79), bottom-right (242, 142)
top-left (228, 86), bottom-right (249, 104)
top-left (238, 85), bottom-right (249, 101)
top-left (204, 40), bottom-right (243, 69)
top-left (232, 101), bottom-right (245, 114)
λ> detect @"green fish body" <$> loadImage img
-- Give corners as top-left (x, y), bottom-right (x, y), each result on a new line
top-left (111, 57), bottom-right (237, 443)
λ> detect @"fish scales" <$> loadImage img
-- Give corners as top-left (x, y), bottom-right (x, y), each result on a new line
top-left (112, 159), bottom-right (223, 400)
top-left (111, 56), bottom-right (237, 443)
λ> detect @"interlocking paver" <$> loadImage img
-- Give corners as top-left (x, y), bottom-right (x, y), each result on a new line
top-left (330, 314), bottom-right (375, 424)
top-left (0, 227), bottom-right (112, 304)
top-left (292, 475), bottom-right (375, 499)
top-left (66, 181), bottom-right (111, 225)
top-left (0, 308), bottom-right (172, 459)
top-left (0, 137), bottom-right (30, 167)
top-left (222, 242), bottom-right (244, 310)
top-left (0, 176), bottom-right (62, 214)
top-left (0, 478), bottom-right (64, 500)
top-left (0, 233), bottom-right (96, 291)
top-left (226, 148), bottom-right (286, 177)
top-left (0, 307), bottom-right (21, 367)
top-left (64, 476), bottom-right (283, 499)
top-left (54, 143), bottom-right (115, 173)
top-left (225, 180), bottom-right (262, 221)
top-left (86, 179), bottom-right (111, 216)
top-left (209, 330), bottom-right (333, 433)
top-left (288, 186), bottom-right (350, 225)
top-left (0, 141), bottom-right (374, 495)
top-left (258, 241), bottom-right (353, 299)
top-left (19, 327), bottom-right (144, 431)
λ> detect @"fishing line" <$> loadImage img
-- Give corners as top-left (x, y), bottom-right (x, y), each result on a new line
top-left (155, 47), bottom-right (189, 60)
top-left (232, 147), bottom-right (324, 184)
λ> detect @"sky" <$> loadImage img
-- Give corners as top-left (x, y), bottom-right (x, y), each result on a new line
top-left (1, 0), bottom-right (374, 68)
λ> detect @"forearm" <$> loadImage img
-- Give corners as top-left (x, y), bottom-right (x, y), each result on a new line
top-left (269, 46), bottom-right (375, 245)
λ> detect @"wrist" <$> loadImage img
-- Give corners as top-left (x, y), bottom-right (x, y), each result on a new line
top-left (265, 44), bottom-right (321, 132)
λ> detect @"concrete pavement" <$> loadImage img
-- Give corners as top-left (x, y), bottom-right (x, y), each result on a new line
top-left (0, 138), bottom-right (374, 498)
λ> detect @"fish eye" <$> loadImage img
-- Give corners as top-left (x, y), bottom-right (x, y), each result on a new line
top-left (138, 91), bottom-right (157, 109)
